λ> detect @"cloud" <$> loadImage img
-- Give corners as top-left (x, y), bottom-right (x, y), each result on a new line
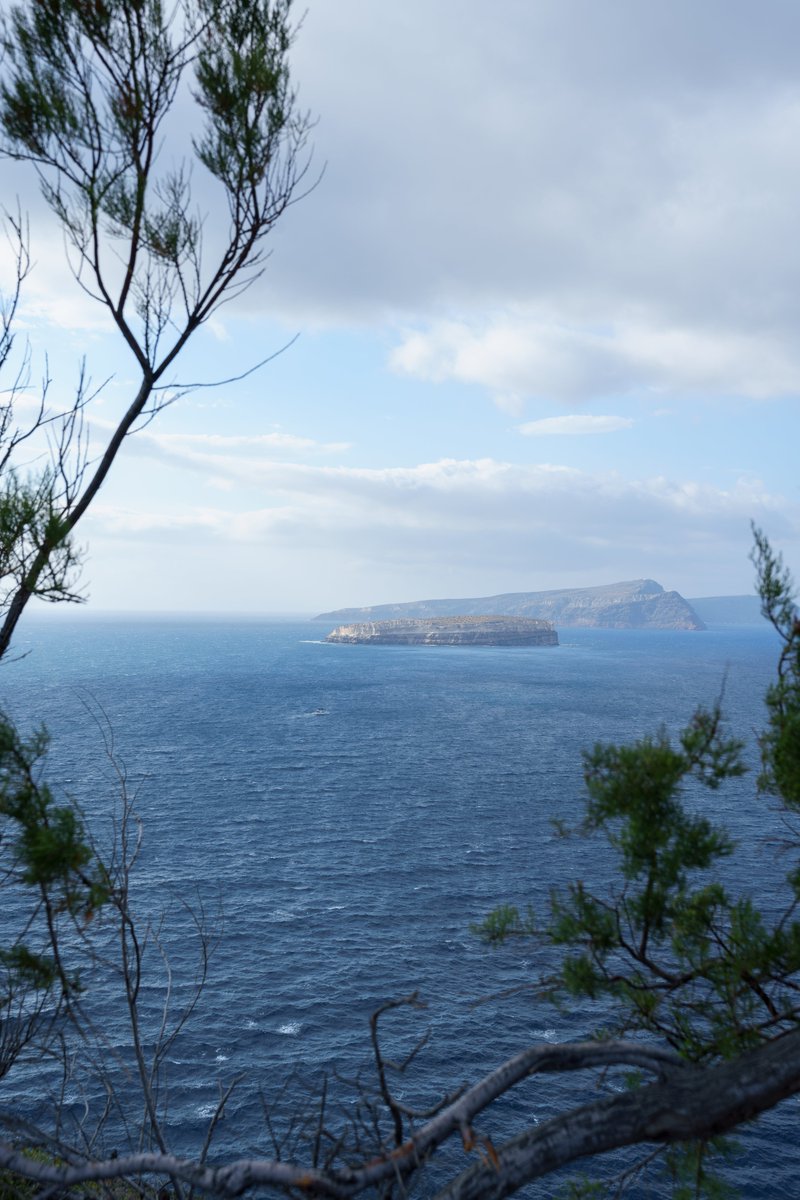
top-left (518, 415), bottom-right (634, 436)
top-left (10, 2), bottom-right (800, 406)
top-left (264, 3), bottom-right (800, 404)
top-left (278, 4), bottom-right (800, 339)
top-left (390, 316), bottom-right (800, 405)
top-left (85, 457), bottom-right (799, 601)
top-left (87, 427), bottom-right (352, 484)
top-left (140, 431), bottom-right (351, 454)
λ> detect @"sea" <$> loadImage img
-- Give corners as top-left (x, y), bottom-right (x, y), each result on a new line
top-left (1, 614), bottom-right (797, 1197)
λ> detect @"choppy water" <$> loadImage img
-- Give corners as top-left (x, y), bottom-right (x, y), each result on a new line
top-left (1, 615), bottom-right (795, 1195)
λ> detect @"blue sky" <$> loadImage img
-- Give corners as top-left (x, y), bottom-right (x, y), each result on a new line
top-left (5, 0), bottom-right (800, 613)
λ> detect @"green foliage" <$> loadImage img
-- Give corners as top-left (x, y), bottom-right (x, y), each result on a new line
top-left (0, 944), bottom-right (59, 994)
top-left (0, 468), bottom-right (83, 613)
top-left (0, 1149), bottom-right (144, 1200)
top-left (0, 0), bottom-right (310, 653)
top-left (540, 699), bottom-right (783, 1064)
top-left (752, 526), bottom-right (800, 808)
top-left (0, 1148), bottom-right (60, 1200)
top-left (661, 1141), bottom-right (739, 1200)
top-left (471, 903), bottom-right (534, 943)
top-left (478, 532), bottom-right (800, 1196)
top-left (0, 0), bottom-right (313, 1183)
top-left (0, 0), bottom-right (310, 1159)
top-left (0, 712), bottom-right (108, 1005)
top-left (194, 0), bottom-right (299, 191)
top-left (0, 0), bottom-right (197, 341)
top-left (0, 0), bottom-right (309, 368)
top-left (554, 1179), bottom-right (607, 1199)
top-left (486, 547), bottom-right (800, 1061)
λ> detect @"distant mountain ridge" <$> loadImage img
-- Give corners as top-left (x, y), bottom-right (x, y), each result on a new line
top-left (317, 579), bottom-right (705, 631)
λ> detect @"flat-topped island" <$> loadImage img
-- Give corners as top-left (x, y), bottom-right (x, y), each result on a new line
top-left (325, 615), bottom-right (558, 647)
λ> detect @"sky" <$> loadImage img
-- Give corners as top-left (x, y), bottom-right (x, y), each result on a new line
top-left (4, 0), bottom-right (800, 614)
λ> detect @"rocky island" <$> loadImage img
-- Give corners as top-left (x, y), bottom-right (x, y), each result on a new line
top-left (325, 615), bottom-right (558, 647)
top-left (318, 579), bottom-right (704, 631)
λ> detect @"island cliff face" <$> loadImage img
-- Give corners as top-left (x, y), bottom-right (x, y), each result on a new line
top-left (325, 615), bottom-right (558, 647)
top-left (318, 579), bottom-right (704, 631)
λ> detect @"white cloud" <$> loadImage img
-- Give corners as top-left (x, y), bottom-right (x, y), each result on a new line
top-left (141, 431), bottom-right (351, 454)
top-left (85, 458), bottom-right (799, 603)
top-left (96, 427), bottom-right (352, 486)
top-left (277, 6), bottom-right (800, 331)
top-left (263, 3), bottom-right (800, 405)
top-left (390, 315), bottom-right (800, 405)
top-left (518, 415), bottom-right (634, 437)
top-left (10, 2), bottom-right (800, 406)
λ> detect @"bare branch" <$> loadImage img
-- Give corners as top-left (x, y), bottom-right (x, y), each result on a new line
top-left (0, 0), bottom-right (314, 658)
top-left (435, 1029), bottom-right (800, 1200)
top-left (369, 991), bottom-right (428, 1149)
top-left (1, 1032), bottom-right (799, 1199)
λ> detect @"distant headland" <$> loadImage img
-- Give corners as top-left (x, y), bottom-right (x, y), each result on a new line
top-left (317, 579), bottom-right (705, 632)
top-left (325, 615), bottom-right (559, 647)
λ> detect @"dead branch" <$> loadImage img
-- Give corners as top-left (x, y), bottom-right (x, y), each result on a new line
top-left (7, 1031), bottom-right (800, 1199)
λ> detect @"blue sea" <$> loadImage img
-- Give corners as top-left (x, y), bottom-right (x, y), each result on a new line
top-left (1, 615), bottom-right (796, 1196)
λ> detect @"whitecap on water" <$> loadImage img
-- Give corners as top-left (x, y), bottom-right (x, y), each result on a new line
top-left (196, 1102), bottom-right (221, 1120)
top-left (269, 907), bottom-right (303, 923)
top-left (278, 1020), bottom-right (301, 1036)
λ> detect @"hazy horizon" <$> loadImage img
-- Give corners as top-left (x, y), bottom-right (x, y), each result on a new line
top-left (21, 582), bottom-right (762, 624)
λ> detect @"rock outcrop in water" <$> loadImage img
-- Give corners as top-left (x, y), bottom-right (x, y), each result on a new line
top-left (325, 615), bottom-right (558, 647)
top-left (318, 579), bottom-right (704, 631)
